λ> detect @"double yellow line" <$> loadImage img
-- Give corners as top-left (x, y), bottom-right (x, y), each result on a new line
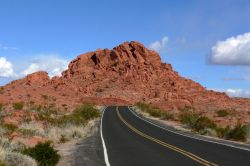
top-left (116, 107), bottom-right (218, 166)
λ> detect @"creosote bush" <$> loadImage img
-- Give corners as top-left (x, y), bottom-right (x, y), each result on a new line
top-left (22, 142), bottom-right (60, 166)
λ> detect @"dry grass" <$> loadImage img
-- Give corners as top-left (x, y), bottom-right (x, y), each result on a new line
top-left (0, 142), bottom-right (37, 166)
top-left (0, 104), bottom-right (101, 165)
top-left (47, 119), bottom-right (98, 144)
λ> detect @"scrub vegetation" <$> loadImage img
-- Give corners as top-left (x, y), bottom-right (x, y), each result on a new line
top-left (0, 103), bottom-right (101, 166)
top-left (136, 102), bottom-right (174, 120)
top-left (136, 103), bottom-right (249, 142)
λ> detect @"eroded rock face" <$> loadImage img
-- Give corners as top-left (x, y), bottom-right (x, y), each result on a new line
top-left (1, 41), bottom-right (250, 119)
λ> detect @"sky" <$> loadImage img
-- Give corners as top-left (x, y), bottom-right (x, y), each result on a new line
top-left (1, 0), bottom-right (250, 97)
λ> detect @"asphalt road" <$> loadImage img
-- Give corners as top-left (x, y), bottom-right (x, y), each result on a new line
top-left (101, 106), bottom-right (250, 166)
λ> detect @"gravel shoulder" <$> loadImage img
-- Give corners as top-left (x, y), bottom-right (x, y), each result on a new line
top-left (56, 118), bottom-right (105, 166)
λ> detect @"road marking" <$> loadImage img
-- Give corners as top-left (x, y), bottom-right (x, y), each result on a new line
top-left (116, 107), bottom-right (217, 166)
top-left (100, 107), bottom-right (111, 166)
top-left (128, 106), bottom-right (250, 152)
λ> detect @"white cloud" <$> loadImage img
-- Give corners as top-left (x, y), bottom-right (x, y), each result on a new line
top-left (22, 55), bottom-right (69, 77)
top-left (209, 32), bottom-right (250, 65)
top-left (224, 89), bottom-right (250, 98)
top-left (149, 36), bottom-right (168, 53)
top-left (0, 57), bottom-right (15, 78)
top-left (211, 88), bottom-right (250, 98)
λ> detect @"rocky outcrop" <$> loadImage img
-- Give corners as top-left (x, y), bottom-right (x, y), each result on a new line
top-left (1, 41), bottom-right (250, 119)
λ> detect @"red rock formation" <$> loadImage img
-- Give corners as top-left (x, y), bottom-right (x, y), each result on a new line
top-left (0, 41), bottom-right (250, 120)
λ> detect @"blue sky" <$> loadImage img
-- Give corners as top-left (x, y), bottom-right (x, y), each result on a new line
top-left (1, 0), bottom-right (250, 97)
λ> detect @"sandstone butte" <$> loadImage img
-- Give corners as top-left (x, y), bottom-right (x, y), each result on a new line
top-left (1, 41), bottom-right (250, 126)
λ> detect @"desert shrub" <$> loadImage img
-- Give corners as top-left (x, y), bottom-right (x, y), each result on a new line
top-left (3, 124), bottom-right (18, 133)
top-left (160, 112), bottom-right (174, 120)
top-left (55, 104), bottom-right (99, 126)
top-left (136, 102), bottom-right (151, 112)
top-left (35, 107), bottom-right (58, 122)
top-left (0, 104), bottom-right (3, 112)
top-left (0, 127), bottom-right (7, 135)
top-left (0, 138), bottom-right (25, 152)
top-left (147, 108), bottom-right (162, 117)
top-left (18, 129), bottom-right (36, 137)
top-left (19, 122), bottom-right (45, 137)
top-left (4, 152), bottom-right (37, 166)
top-left (193, 116), bottom-right (217, 133)
top-left (226, 124), bottom-right (248, 141)
top-left (179, 112), bottom-right (199, 128)
top-left (216, 109), bottom-right (230, 117)
top-left (136, 102), bottom-right (173, 119)
top-left (179, 112), bottom-right (217, 134)
top-left (41, 95), bottom-right (48, 100)
top-left (215, 126), bottom-right (230, 138)
top-left (13, 102), bottom-right (24, 110)
top-left (59, 135), bottom-right (68, 143)
top-left (0, 160), bottom-right (6, 166)
top-left (73, 104), bottom-right (100, 120)
top-left (22, 142), bottom-right (60, 166)
top-left (47, 119), bottom-right (97, 143)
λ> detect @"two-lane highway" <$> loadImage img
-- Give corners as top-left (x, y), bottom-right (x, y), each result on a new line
top-left (101, 106), bottom-right (250, 166)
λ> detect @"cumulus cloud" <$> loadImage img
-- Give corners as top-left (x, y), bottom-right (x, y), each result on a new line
top-left (209, 32), bottom-right (250, 65)
top-left (22, 55), bottom-right (69, 77)
top-left (149, 36), bottom-right (168, 53)
top-left (0, 57), bottom-right (15, 78)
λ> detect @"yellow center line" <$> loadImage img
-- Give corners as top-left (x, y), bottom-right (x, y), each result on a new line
top-left (116, 107), bottom-right (218, 166)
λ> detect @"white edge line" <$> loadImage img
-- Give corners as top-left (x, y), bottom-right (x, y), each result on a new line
top-left (128, 106), bottom-right (250, 152)
top-left (100, 106), bottom-right (111, 166)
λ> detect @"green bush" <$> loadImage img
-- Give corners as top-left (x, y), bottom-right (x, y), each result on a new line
top-left (193, 116), bottom-right (217, 132)
top-left (22, 142), bottom-right (60, 166)
top-left (226, 124), bottom-right (248, 141)
top-left (136, 102), bottom-right (173, 119)
top-left (136, 102), bottom-right (151, 112)
top-left (3, 123), bottom-right (18, 132)
top-left (55, 104), bottom-right (100, 126)
top-left (179, 112), bottom-right (217, 134)
top-left (73, 104), bottom-right (100, 120)
top-left (215, 126), bottom-right (230, 138)
top-left (13, 102), bottom-right (24, 110)
top-left (216, 109), bottom-right (230, 117)
top-left (179, 112), bottom-right (199, 128)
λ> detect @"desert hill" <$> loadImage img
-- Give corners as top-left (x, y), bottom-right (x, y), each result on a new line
top-left (0, 41), bottom-right (250, 125)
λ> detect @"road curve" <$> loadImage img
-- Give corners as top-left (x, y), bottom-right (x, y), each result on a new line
top-left (101, 106), bottom-right (250, 166)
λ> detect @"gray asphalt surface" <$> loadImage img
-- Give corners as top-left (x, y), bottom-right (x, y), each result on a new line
top-left (102, 106), bottom-right (250, 166)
